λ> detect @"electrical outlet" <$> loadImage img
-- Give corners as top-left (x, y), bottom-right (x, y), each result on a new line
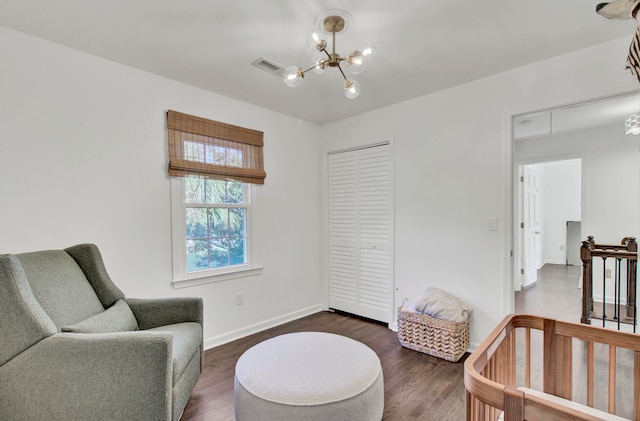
top-left (605, 269), bottom-right (612, 278)
top-left (235, 293), bottom-right (244, 305)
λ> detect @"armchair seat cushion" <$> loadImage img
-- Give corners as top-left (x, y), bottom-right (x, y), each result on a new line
top-left (148, 322), bottom-right (202, 385)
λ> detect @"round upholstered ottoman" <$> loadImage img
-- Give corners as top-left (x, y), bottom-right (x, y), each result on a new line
top-left (234, 331), bottom-right (384, 421)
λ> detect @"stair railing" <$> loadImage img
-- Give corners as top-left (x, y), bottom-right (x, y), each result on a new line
top-left (580, 236), bottom-right (637, 331)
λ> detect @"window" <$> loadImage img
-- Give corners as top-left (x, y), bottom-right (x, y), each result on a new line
top-left (170, 177), bottom-right (261, 287)
top-left (184, 177), bottom-right (247, 271)
top-left (167, 110), bottom-right (265, 287)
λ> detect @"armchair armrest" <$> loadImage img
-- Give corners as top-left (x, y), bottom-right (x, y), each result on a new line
top-left (0, 332), bottom-right (174, 420)
top-left (125, 297), bottom-right (203, 330)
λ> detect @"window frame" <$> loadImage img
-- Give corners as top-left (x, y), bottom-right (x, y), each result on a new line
top-left (170, 177), bottom-right (262, 288)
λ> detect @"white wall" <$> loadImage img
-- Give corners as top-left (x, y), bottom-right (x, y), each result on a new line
top-left (0, 26), bottom-right (324, 349)
top-left (2, 23), bottom-right (639, 351)
top-left (517, 124), bottom-right (640, 246)
top-left (320, 37), bottom-right (638, 348)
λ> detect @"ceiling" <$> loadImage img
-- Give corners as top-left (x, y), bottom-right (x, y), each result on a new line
top-left (0, 0), bottom-right (636, 125)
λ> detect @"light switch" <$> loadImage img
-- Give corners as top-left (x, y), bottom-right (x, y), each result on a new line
top-left (488, 217), bottom-right (498, 231)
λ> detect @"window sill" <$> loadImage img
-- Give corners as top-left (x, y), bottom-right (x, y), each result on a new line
top-left (172, 265), bottom-right (263, 289)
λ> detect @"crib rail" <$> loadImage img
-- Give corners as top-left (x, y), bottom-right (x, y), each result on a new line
top-left (464, 314), bottom-right (640, 421)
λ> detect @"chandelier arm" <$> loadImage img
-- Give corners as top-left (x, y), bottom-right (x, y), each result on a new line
top-left (336, 64), bottom-right (349, 82)
top-left (300, 64), bottom-right (320, 76)
top-left (300, 54), bottom-right (329, 76)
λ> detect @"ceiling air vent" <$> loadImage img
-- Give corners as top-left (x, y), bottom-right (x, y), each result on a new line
top-left (251, 57), bottom-right (285, 77)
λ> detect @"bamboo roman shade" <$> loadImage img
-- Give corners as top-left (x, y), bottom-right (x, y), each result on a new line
top-left (167, 110), bottom-right (266, 184)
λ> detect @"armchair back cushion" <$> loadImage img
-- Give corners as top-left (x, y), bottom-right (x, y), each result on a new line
top-left (16, 250), bottom-right (106, 329)
top-left (65, 243), bottom-right (125, 308)
top-left (0, 254), bottom-right (56, 365)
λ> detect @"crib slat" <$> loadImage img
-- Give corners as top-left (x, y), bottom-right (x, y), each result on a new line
top-left (491, 356), bottom-right (495, 383)
top-left (504, 387), bottom-right (524, 421)
top-left (509, 330), bottom-right (516, 387)
top-left (490, 404), bottom-right (498, 421)
top-left (524, 327), bottom-right (531, 388)
top-left (543, 319), bottom-right (557, 395)
top-left (608, 345), bottom-right (616, 414)
top-left (496, 344), bottom-right (500, 382)
top-left (587, 341), bottom-right (594, 407)
top-left (501, 337), bottom-right (509, 386)
top-left (477, 396), bottom-right (485, 420)
top-left (556, 335), bottom-right (572, 400)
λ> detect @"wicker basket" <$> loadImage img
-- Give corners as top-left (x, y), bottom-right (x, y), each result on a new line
top-left (397, 305), bottom-right (470, 362)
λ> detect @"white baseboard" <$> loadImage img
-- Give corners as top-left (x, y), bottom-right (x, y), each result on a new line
top-left (203, 305), bottom-right (479, 357)
top-left (541, 259), bottom-right (566, 267)
top-left (592, 294), bottom-right (628, 306)
top-left (203, 304), bottom-right (324, 350)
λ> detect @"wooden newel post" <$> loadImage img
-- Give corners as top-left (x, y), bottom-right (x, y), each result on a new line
top-left (581, 240), bottom-right (592, 325)
top-left (624, 237), bottom-right (637, 320)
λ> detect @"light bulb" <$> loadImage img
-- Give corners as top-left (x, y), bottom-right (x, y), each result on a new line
top-left (360, 42), bottom-right (376, 57)
top-left (306, 29), bottom-right (327, 51)
top-left (283, 66), bottom-right (303, 88)
top-left (346, 51), bottom-right (366, 75)
top-left (348, 52), bottom-right (364, 66)
top-left (311, 54), bottom-right (327, 74)
top-left (344, 79), bottom-right (360, 99)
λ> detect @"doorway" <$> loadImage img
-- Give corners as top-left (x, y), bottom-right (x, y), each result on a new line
top-left (510, 92), bottom-right (640, 314)
top-left (516, 159), bottom-right (582, 291)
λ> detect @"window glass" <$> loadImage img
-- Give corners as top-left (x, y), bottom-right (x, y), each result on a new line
top-left (183, 177), bottom-right (248, 272)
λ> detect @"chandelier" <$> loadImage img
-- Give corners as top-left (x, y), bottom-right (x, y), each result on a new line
top-left (283, 10), bottom-right (375, 99)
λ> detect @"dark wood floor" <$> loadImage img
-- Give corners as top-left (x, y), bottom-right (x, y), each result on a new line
top-left (180, 265), bottom-right (589, 421)
top-left (181, 311), bottom-right (468, 421)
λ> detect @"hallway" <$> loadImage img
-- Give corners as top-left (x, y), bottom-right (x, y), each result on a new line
top-left (515, 263), bottom-right (582, 323)
top-left (516, 263), bottom-right (637, 332)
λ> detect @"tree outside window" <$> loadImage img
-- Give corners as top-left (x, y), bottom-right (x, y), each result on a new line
top-left (184, 177), bottom-right (248, 272)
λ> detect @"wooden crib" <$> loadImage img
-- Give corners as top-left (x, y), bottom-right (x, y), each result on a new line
top-left (464, 314), bottom-right (640, 420)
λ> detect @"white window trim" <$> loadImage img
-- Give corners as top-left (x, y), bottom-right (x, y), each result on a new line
top-left (170, 177), bottom-right (262, 288)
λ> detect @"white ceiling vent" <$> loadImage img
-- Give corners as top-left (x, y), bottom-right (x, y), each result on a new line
top-left (251, 57), bottom-right (285, 77)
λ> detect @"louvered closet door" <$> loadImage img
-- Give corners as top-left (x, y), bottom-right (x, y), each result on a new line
top-left (328, 143), bottom-right (393, 323)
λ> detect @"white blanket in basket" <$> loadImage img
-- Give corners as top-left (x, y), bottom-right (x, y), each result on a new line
top-left (408, 287), bottom-right (472, 323)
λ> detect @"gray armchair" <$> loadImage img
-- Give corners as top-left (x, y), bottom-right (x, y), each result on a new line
top-left (0, 244), bottom-right (203, 421)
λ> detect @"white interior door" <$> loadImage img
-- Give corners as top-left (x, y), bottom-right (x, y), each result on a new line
top-left (523, 166), bottom-right (539, 287)
top-left (328, 143), bottom-right (393, 323)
